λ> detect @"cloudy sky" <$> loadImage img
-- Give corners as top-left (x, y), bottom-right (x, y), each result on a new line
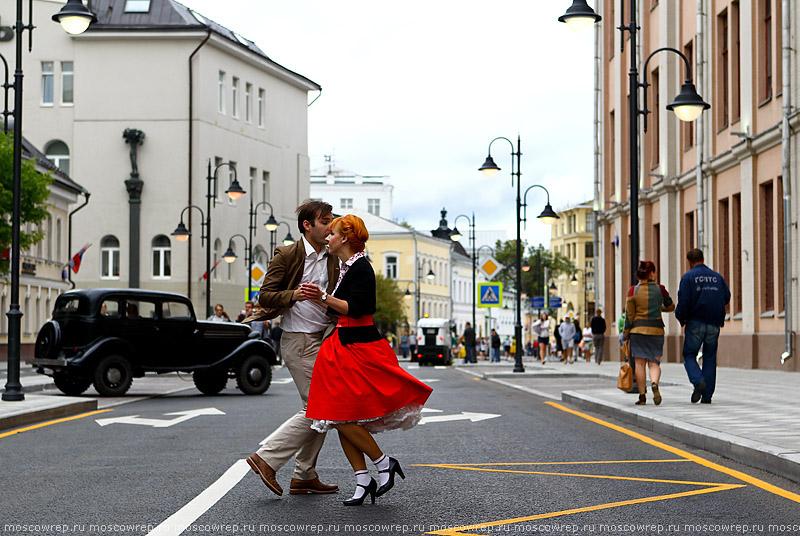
top-left (179, 0), bottom-right (597, 248)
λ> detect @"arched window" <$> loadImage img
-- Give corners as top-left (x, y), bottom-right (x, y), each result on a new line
top-left (227, 242), bottom-right (235, 282)
top-left (55, 218), bottom-right (62, 261)
top-left (45, 140), bottom-right (70, 176)
top-left (152, 235), bottom-right (171, 279)
top-left (101, 235), bottom-right (120, 279)
top-left (253, 245), bottom-right (268, 268)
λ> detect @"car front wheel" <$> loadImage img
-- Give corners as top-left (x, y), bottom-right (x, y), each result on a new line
top-left (236, 354), bottom-right (272, 395)
top-left (93, 355), bottom-right (133, 396)
top-left (193, 369), bottom-right (228, 395)
top-left (53, 372), bottom-right (92, 396)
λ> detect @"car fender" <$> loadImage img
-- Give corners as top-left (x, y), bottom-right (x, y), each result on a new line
top-left (213, 339), bottom-right (278, 368)
top-left (71, 337), bottom-right (136, 367)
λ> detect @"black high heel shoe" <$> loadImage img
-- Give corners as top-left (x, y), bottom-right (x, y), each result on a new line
top-left (375, 457), bottom-right (405, 497)
top-left (343, 478), bottom-right (377, 506)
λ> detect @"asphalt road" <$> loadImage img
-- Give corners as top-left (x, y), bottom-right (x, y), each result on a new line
top-left (2, 364), bottom-right (800, 536)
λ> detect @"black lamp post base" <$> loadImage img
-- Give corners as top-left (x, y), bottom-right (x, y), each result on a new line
top-left (2, 388), bottom-right (24, 401)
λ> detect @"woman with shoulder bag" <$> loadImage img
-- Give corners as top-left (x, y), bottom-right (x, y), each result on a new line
top-left (623, 261), bottom-right (675, 405)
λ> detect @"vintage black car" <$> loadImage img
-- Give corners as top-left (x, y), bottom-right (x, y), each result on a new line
top-left (29, 288), bottom-right (277, 397)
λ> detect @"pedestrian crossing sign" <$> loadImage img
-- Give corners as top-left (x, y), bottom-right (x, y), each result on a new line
top-left (478, 282), bottom-right (503, 308)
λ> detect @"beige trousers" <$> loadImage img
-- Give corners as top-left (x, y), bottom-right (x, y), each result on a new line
top-left (255, 330), bottom-right (326, 480)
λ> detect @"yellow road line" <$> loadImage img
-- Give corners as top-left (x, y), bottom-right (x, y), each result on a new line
top-left (427, 484), bottom-right (744, 535)
top-left (414, 459), bottom-right (689, 466)
top-left (545, 401), bottom-right (800, 504)
top-left (0, 409), bottom-right (113, 439)
top-left (416, 463), bottom-right (733, 486)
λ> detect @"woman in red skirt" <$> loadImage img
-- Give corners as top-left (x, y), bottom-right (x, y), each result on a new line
top-left (301, 214), bottom-right (433, 506)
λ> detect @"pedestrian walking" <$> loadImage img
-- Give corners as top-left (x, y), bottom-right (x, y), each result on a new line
top-left (582, 321), bottom-right (593, 361)
top-left (553, 319), bottom-right (563, 361)
top-left (303, 214), bottom-right (433, 506)
top-left (675, 248), bottom-right (731, 404)
top-left (591, 309), bottom-right (607, 364)
top-left (535, 313), bottom-right (551, 364)
top-left (246, 200), bottom-right (340, 497)
top-left (490, 329), bottom-right (501, 362)
top-left (559, 317), bottom-right (577, 364)
top-left (624, 260), bottom-right (675, 406)
top-left (460, 322), bottom-right (477, 363)
top-left (399, 332), bottom-right (409, 359)
top-left (503, 335), bottom-right (511, 358)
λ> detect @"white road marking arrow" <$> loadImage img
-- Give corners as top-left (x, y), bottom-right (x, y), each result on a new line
top-left (418, 411), bottom-right (500, 425)
top-left (96, 407), bottom-right (225, 428)
top-left (272, 378), bottom-right (295, 384)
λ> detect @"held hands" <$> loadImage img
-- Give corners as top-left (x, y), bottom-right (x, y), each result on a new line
top-left (298, 282), bottom-right (324, 302)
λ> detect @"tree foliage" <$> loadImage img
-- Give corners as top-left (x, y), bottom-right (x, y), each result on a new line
top-left (374, 273), bottom-right (407, 332)
top-left (493, 240), bottom-right (574, 297)
top-left (0, 132), bottom-right (53, 277)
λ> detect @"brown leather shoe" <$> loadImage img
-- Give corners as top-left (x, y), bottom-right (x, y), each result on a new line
top-left (246, 454), bottom-right (282, 496)
top-left (289, 477), bottom-right (339, 495)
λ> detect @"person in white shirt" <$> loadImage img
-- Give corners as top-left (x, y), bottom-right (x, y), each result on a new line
top-left (559, 318), bottom-right (577, 364)
top-left (534, 313), bottom-right (551, 365)
top-left (245, 200), bottom-right (340, 498)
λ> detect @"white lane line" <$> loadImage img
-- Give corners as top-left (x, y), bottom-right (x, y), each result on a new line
top-left (146, 459), bottom-right (249, 536)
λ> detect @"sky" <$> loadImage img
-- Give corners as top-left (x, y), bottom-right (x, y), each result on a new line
top-left (179, 0), bottom-right (597, 249)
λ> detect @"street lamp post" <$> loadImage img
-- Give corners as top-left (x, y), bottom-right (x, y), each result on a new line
top-left (3, 0), bottom-right (97, 402)
top-left (559, 0), bottom-right (710, 390)
top-left (449, 213), bottom-right (476, 333)
top-left (249, 201), bottom-right (279, 299)
top-left (172, 161), bottom-right (245, 319)
top-left (558, 1), bottom-right (709, 285)
top-left (274, 221), bottom-right (296, 247)
top-left (222, 234), bottom-right (249, 292)
top-left (479, 136), bottom-right (560, 373)
top-left (412, 260), bottom-right (435, 325)
top-left (570, 268), bottom-right (589, 320)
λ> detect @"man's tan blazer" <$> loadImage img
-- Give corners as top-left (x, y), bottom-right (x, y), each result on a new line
top-left (256, 239), bottom-right (340, 321)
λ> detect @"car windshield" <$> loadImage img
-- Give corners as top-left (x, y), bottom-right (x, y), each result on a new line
top-left (55, 296), bottom-right (87, 314)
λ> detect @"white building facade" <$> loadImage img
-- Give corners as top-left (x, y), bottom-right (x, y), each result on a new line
top-left (310, 162), bottom-right (394, 220)
top-left (5, 0), bottom-right (318, 319)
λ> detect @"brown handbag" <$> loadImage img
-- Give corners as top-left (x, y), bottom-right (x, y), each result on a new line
top-left (617, 341), bottom-right (633, 391)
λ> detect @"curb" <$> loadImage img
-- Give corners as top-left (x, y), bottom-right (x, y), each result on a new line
top-left (562, 390), bottom-right (800, 485)
top-left (0, 397), bottom-right (98, 432)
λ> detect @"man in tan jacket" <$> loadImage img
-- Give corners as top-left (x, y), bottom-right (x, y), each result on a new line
top-left (246, 200), bottom-right (340, 496)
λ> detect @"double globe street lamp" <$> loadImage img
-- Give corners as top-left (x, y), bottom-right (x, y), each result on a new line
top-left (171, 161), bottom-right (245, 319)
top-left (3, 0), bottom-right (97, 402)
top-left (479, 136), bottom-right (560, 373)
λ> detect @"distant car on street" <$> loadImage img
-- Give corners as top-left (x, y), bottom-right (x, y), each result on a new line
top-left (415, 317), bottom-right (454, 366)
top-left (29, 288), bottom-right (278, 397)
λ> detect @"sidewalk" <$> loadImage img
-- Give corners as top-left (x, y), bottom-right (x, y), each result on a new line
top-left (455, 357), bottom-right (800, 485)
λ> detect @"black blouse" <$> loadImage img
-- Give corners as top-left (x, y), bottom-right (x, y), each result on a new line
top-left (329, 257), bottom-right (382, 345)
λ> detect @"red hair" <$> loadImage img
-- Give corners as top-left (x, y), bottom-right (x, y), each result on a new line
top-left (332, 214), bottom-right (369, 252)
top-left (636, 260), bottom-right (656, 280)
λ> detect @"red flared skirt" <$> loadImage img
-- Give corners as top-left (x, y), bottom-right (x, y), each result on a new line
top-left (306, 328), bottom-right (433, 427)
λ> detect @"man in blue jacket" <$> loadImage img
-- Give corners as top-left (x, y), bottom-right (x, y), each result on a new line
top-left (675, 248), bottom-right (731, 404)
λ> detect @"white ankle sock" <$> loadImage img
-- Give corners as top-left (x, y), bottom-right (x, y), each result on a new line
top-left (352, 470), bottom-right (371, 500)
top-left (372, 454), bottom-right (390, 487)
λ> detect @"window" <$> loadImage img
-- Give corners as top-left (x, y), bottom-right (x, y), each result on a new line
top-left (101, 235), bottom-right (120, 279)
top-left (733, 194), bottom-right (742, 313)
top-left (649, 67), bottom-right (660, 168)
top-left (719, 198), bottom-right (730, 314)
top-left (152, 235), bottom-right (171, 279)
top-left (163, 301), bottom-right (192, 320)
top-left (732, 1), bottom-right (741, 122)
top-left (213, 239), bottom-right (221, 282)
top-left (585, 213), bottom-right (594, 232)
top-left (761, 182), bottom-right (774, 312)
top-left (61, 61), bottom-right (73, 104)
top-left (45, 140), bottom-right (70, 176)
top-left (218, 71), bottom-right (226, 114)
top-left (245, 83), bottom-right (252, 122)
top-left (56, 218), bottom-right (62, 260)
top-left (368, 198), bottom-right (380, 216)
top-left (262, 171), bottom-right (270, 206)
top-left (584, 241), bottom-right (593, 258)
top-left (46, 215), bottom-right (52, 261)
top-left (340, 198), bottom-right (353, 209)
top-left (258, 88), bottom-right (265, 127)
top-left (762, 0), bottom-right (773, 102)
top-left (385, 256), bottom-right (398, 279)
top-left (718, 10), bottom-right (729, 129)
top-left (685, 212), bottom-right (695, 251)
top-left (124, 0), bottom-right (151, 12)
top-left (125, 299), bottom-right (156, 319)
top-left (232, 77), bottom-right (239, 118)
top-left (227, 160), bottom-right (237, 206)
top-left (100, 300), bottom-right (121, 317)
top-left (42, 62), bottom-right (54, 105)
